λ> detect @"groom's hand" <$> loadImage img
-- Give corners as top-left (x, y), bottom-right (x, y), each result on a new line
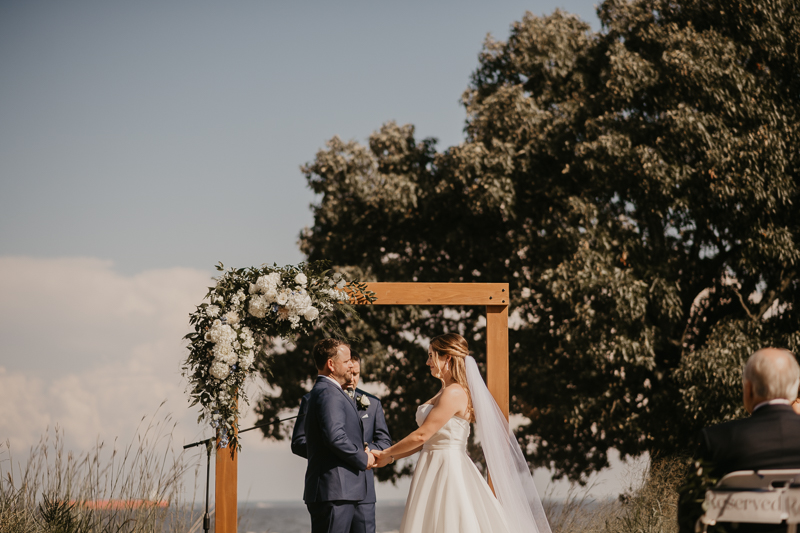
top-left (366, 449), bottom-right (376, 469)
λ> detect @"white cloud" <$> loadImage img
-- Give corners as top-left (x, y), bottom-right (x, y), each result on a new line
top-left (0, 256), bottom-right (211, 454)
top-left (0, 255), bottom-right (645, 503)
top-left (0, 256), bottom-right (336, 502)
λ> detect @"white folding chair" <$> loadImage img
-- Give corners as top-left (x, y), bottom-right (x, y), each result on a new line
top-left (697, 470), bottom-right (800, 533)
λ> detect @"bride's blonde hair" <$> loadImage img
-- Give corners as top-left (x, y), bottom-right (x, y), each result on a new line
top-left (430, 333), bottom-right (474, 422)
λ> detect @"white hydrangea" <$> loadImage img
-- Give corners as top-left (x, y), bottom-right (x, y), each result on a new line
top-left (205, 320), bottom-right (237, 344)
top-left (209, 360), bottom-right (230, 380)
top-left (295, 273), bottom-right (308, 286)
top-left (303, 306), bottom-right (319, 321)
top-left (255, 272), bottom-right (281, 294)
top-left (239, 350), bottom-right (255, 368)
top-left (223, 311), bottom-right (240, 325)
top-left (248, 295), bottom-right (268, 318)
top-left (292, 291), bottom-right (312, 310)
top-left (213, 343), bottom-right (239, 365)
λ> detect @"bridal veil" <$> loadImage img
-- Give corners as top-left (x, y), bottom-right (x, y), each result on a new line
top-left (465, 356), bottom-right (552, 533)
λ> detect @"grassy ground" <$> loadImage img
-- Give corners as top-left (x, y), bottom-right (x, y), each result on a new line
top-left (0, 410), bottom-right (201, 533)
top-left (3, 414), bottom-right (687, 533)
top-left (546, 456), bottom-right (687, 533)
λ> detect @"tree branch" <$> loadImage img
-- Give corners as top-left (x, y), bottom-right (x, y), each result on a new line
top-left (732, 286), bottom-right (757, 322)
top-left (757, 269), bottom-right (796, 319)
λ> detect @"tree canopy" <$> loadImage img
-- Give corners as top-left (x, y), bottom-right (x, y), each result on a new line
top-left (256, 0), bottom-right (800, 482)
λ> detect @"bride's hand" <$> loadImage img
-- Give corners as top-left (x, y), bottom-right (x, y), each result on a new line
top-left (373, 450), bottom-right (393, 468)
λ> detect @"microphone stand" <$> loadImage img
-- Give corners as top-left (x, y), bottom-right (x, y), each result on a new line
top-left (183, 414), bottom-right (301, 533)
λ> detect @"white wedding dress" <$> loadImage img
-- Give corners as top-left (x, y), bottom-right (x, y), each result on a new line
top-left (399, 404), bottom-right (511, 533)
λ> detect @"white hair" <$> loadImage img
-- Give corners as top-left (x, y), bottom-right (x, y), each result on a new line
top-left (743, 348), bottom-right (800, 401)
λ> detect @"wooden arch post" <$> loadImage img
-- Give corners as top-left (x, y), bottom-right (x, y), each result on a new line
top-left (214, 282), bottom-right (510, 533)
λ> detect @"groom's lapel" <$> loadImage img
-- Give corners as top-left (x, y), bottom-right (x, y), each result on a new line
top-left (319, 376), bottom-right (360, 416)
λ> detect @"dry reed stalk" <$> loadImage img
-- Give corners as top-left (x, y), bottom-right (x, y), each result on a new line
top-left (0, 405), bottom-right (203, 533)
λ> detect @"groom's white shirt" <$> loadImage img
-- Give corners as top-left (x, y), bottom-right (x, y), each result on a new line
top-left (319, 374), bottom-right (342, 389)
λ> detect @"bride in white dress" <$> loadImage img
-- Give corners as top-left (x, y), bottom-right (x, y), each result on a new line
top-left (371, 334), bottom-right (551, 533)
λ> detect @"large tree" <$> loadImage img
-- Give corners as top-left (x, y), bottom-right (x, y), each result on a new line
top-left (256, 0), bottom-right (800, 482)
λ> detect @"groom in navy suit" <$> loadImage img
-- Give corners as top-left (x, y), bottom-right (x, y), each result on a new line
top-left (300, 339), bottom-right (376, 533)
top-left (293, 351), bottom-right (392, 533)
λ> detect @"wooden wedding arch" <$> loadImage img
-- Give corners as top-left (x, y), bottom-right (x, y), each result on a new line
top-left (215, 282), bottom-right (511, 533)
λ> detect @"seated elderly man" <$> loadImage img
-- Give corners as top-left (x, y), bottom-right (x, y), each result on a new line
top-left (699, 347), bottom-right (800, 532)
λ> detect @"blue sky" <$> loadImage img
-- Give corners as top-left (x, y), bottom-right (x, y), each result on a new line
top-left (0, 1), bottom-right (647, 504)
top-left (1, 0), bottom-right (600, 273)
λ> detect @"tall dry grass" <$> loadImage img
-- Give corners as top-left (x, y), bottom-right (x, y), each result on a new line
top-left (0, 408), bottom-right (202, 533)
top-left (546, 456), bottom-right (687, 533)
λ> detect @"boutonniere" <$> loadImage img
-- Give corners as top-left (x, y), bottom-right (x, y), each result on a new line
top-left (356, 394), bottom-right (370, 409)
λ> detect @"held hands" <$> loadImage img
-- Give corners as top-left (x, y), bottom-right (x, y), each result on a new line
top-left (369, 449), bottom-right (394, 469)
top-left (365, 446), bottom-right (376, 469)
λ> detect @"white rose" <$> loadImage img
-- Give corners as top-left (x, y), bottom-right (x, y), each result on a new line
top-left (295, 273), bottom-right (308, 286)
top-left (223, 311), bottom-right (240, 325)
top-left (276, 290), bottom-right (290, 305)
top-left (209, 360), bottom-right (230, 380)
top-left (303, 306), bottom-right (319, 321)
top-left (207, 305), bottom-right (220, 317)
top-left (264, 287), bottom-right (278, 303)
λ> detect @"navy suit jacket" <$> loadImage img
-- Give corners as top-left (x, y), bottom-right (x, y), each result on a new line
top-left (699, 404), bottom-right (800, 533)
top-left (701, 404), bottom-right (800, 478)
top-left (293, 387), bottom-right (392, 503)
top-left (300, 376), bottom-right (372, 503)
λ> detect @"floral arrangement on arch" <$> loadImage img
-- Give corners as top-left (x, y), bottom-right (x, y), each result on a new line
top-left (182, 261), bottom-right (375, 450)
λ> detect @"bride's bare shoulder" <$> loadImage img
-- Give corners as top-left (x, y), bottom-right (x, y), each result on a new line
top-left (442, 382), bottom-right (467, 399)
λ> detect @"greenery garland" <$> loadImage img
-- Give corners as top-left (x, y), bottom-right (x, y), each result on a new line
top-left (182, 261), bottom-right (374, 450)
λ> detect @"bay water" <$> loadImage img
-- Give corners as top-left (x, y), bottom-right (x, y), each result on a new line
top-left (219, 501), bottom-right (406, 533)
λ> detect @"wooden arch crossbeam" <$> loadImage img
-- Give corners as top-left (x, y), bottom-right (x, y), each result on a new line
top-left (215, 282), bottom-right (510, 533)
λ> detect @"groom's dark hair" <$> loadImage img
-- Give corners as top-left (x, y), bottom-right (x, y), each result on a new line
top-left (313, 338), bottom-right (349, 370)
